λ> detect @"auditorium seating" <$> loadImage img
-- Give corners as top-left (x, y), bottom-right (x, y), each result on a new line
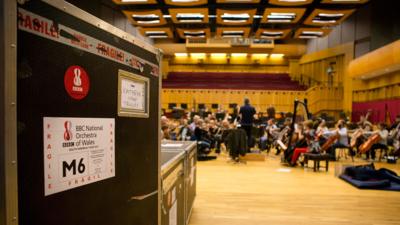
top-left (162, 72), bottom-right (307, 91)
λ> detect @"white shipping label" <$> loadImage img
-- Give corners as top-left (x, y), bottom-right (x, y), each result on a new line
top-left (120, 78), bottom-right (146, 111)
top-left (43, 117), bottom-right (115, 196)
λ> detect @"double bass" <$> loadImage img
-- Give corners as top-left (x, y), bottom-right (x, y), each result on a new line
top-left (359, 132), bottom-right (381, 154)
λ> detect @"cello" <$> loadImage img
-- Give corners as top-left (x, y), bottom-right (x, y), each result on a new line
top-left (359, 133), bottom-right (381, 154)
top-left (321, 131), bottom-right (339, 152)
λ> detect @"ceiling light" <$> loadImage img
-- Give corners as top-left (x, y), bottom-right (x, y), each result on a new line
top-left (148, 35), bottom-right (168, 38)
top-left (302, 31), bottom-right (323, 35)
top-left (271, 12), bottom-right (296, 16)
top-left (211, 53), bottom-right (226, 57)
top-left (172, 0), bottom-right (200, 2)
top-left (190, 53), bottom-right (206, 58)
top-left (223, 31), bottom-right (244, 34)
top-left (145, 31), bottom-right (166, 34)
top-left (318, 13), bottom-right (344, 17)
top-left (163, 15), bottom-right (172, 18)
top-left (223, 0), bottom-right (254, 2)
top-left (279, 0), bottom-right (307, 2)
top-left (177, 13), bottom-right (204, 18)
top-left (231, 53), bottom-right (247, 57)
top-left (186, 35), bottom-right (205, 38)
top-left (176, 13), bottom-right (204, 22)
top-left (175, 53), bottom-right (188, 57)
top-left (137, 20), bottom-right (161, 24)
top-left (132, 14), bottom-right (159, 19)
top-left (267, 19), bottom-right (292, 22)
top-left (223, 34), bottom-right (243, 38)
top-left (184, 31), bottom-right (205, 35)
top-left (223, 19), bottom-right (248, 23)
top-left (221, 13), bottom-right (250, 19)
top-left (270, 53), bottom-right (284, 58)
top-left (252, 54), bottom-right (269, 58)
top-left (263, 31), bottom-right (283, 35)
top-left (312, 19), bottom-right (336, 23)
top-left (122, 0), bottom-right (148, 2)
top-left (183, 31), bottom-right (206, 37)
top-left (145, 31), bottom-right (169, 38)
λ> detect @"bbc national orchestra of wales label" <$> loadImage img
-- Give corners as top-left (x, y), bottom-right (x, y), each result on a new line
top-left (43, 117), bottom-right (115, 196)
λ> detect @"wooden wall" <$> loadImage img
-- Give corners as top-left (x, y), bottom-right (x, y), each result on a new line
top-left (296, 42), bottom-right (354, 113)
top-left (162, 89), bottom-right (305, 113)
top-left (162, 85), bottom-right (343, 117)
top-left (352, 72), bottom-right (400, 102)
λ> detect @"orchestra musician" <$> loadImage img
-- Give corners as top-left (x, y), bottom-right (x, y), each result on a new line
top-left (288, 120), bottom-right (316, 166)
top-left (366, 123), bottom-right (389, 161)
top-left (316, 120), bottom-right (328, 147)
top-left (284, 122), bottom-right (307, 166)
top-left (274, 118), bottom-right (292, 155)
top-left (261, 119), bottom-right (280, 152)
top-left (388, 119), bottom-right (400, 155)
top-left (324, 120), bottom-right (349, 160)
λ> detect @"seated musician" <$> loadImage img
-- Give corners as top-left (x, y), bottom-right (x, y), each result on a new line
top-left (353, 121), bottom-right (373, 152)
top-left (260, 119), bottom-right (279, 151)
top-left (219, 120), bottom-right (233, 152)
top-left (161, 125), bottom-right (171, 140)
top-left (288, 120), bottom-right (316, 166)
top-left (274, 118), bottom-right (292, 155)
top-left (176, 118), bottom-right (192, 141)
top-left (194, 119), bottom-right (212, 155)
top-left (284, 122), bottom-right (307, 166)
top-left (367, 123), bottom-right (389, 161)
top-left (316, 120), bottom-right (328, 147)
top-left (208, 118), bottom-right (222, 153)
top-left (325, 120), bottom-right (349, 160)
top-left (388, 115), bottom-right (400, 155)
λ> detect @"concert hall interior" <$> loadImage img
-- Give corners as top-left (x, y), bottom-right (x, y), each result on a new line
top-left (1, 0), bottom-right (400, 225)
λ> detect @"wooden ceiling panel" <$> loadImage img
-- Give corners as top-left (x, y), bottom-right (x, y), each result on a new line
top-left (261, 8), bottom-right (306, 24)
top-left (216, 27), bottom-right (251, 38)
top-left (294, 27), bottom-right (332, 38)
top-left (255, 28), bottom-right (291, 39)
top-left (217, 0), bottom-right (260, 3)
top-left (304, 8), bottom-right (355, 26)
top-left (112, 0), bottom-right (157, 5)
top-left (169, 8), bottom-right (209, 23)
top-left (139, 27), bottom-right (174, 38)
top-left (123, 10), bottom-right (166, 26)
top-left (321, 0), bottom-right (369, 4)
top-left (216, 9), bottom-right (257, 25)
top-left (268, 0), bottom-right (313, 6)
top-left (164, 0), bottom-right (208, 6)
top-left (177, 28), bottom-right (211, 39)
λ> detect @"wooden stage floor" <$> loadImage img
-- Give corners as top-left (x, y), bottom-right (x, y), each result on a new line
top-left (189, 153), bottom-right (400, 225)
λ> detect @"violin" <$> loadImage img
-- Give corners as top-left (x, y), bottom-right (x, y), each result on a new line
top-left (359, 133), bottom-right (381, 154)
top-left (321, 131), bottom-right (339, 152)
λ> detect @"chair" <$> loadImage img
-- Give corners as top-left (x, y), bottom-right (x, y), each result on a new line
top-left (336, 147), bottom-right (354, 162)
top-left (303, 153), bottom-right (330, 172)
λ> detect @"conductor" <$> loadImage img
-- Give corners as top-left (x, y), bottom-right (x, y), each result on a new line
top-left (239, 98), bottom-right (256, 151)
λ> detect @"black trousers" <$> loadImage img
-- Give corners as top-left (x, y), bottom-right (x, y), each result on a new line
top-left (367, 143), bottom-right (388, 159)
top-left (240, 125), bottom-right (252, 149)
